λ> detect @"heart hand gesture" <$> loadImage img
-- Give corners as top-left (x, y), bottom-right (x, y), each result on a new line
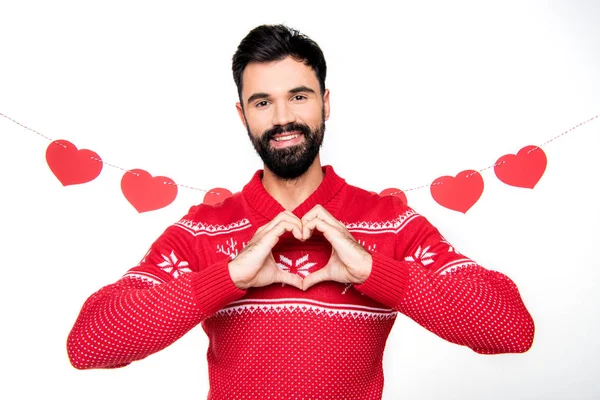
top-left (228, 210), bottom-right (305, 290)
top-left (227, 206), bottom-right (372, 291)
top-left (300, 205), bottom-right (372, 290)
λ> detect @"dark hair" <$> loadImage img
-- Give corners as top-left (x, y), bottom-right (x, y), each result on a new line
top-left (232, 24), bottom-right (327, 102)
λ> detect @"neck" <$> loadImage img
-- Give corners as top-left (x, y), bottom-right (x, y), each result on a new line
top-left (261, 157), bottom-right (324, 211)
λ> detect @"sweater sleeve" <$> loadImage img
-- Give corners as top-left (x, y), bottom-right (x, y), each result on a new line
top-left (354, 202), bottom-right (535, 355)
top-left (66, 209), bottom-right (246, 369)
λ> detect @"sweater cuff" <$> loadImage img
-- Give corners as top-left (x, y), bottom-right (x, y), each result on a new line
top-left (353, 251), bottom-right (409, 308)
top-left (189, 259), bottom-right (246, 316)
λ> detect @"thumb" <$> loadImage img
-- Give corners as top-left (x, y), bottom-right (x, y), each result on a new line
top-left (302, 266), bottom-right (331, 291)
top-left (274, 270), bottom-right (304, 290)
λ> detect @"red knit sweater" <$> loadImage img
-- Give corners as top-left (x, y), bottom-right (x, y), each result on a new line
top-left (67, 165), bottom-right (534, 399)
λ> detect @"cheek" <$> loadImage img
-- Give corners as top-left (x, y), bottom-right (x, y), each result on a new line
top-left (245, 111), bottom-right (270, 134)
top-left (248, 121), bottom-right (267, 137)
top-left (300, 107), bottom-right (323, 126)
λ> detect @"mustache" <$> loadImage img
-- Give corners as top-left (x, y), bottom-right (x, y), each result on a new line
top-left (262, 122), bottom-right (312, 140)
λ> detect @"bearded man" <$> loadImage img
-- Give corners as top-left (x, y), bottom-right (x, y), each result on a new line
top-left (67, 24), bottom-right (534, 400)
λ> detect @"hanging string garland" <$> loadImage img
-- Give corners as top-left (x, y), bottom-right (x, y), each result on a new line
top-left (426, 144), bottom-right (547, 213)
top-left (380, 119), bottom-right (594, 213)
top-left (2, 111), bottom-right (598, 213)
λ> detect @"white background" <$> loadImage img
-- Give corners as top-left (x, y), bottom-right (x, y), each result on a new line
top-left (1, 1), bottom-right (599, 399)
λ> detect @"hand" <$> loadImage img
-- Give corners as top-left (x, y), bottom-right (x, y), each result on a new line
top-left (228, 210), bottom-right (304, 290)
top-left (300, 205), bottom-right (372, 290)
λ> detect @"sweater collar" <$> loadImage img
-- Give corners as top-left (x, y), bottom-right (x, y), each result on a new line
top-left (242, 165), bottom-right (346, 221)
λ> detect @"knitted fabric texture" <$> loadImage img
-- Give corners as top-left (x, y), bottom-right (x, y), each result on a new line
top-left (67, 165), bottom-right (535, 399)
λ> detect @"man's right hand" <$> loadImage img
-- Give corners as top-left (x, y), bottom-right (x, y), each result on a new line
top-left (228, 210), bottom-right (304, 290)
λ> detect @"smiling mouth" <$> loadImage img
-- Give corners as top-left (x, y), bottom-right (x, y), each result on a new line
top-left (272, 133), bottom-right (302, 142)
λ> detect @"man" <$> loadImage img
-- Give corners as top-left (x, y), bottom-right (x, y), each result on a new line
top-left (67, 24), bottom-right (534, 399)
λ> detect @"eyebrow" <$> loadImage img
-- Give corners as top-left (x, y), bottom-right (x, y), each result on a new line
top-left (246, 85), bottom-right (317, 105)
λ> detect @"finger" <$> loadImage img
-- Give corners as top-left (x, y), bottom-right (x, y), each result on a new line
top-left (275, 270), bottom-right (304, 290)
top-left (302, 219), bottom-right (315, 241)
top-left (263, 215), bottom-right (299, 234)
top-left (276, 220), bottom-right (304, 241)
top-left (252, 221), bottom-right (299, 250)
top-left (264, 214), bottom-right (303, 240)
top-left (268, 220), bottom-right (304, 243)
top-left (278, 211), bottom-right (303, 229)
top-left (302, 266), bottom-right (331, 291)
top-left (301, 212), bottom-right (342, 240)
top-left (303, 217), bottom-right (339, 242)
top-left (282, 209), bottom-right (302, 221)
top-left (278, 210), bottom-right (303, 226)
top-left (301, 205), bottom-right (341, 228)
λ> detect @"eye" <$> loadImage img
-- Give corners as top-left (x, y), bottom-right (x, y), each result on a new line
top-left (255, 100), bottom-right (269, 108)
top-left (292, 95), bottom-right (307, 102)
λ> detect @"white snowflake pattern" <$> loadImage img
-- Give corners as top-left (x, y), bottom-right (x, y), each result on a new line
top-left (276, 254), bottom-right (317, 277)
top-left (216, 238), bottom-right (246, 260)
top-left (157, 250), bottom-right (191, 278)
top-left (405, 245), bottom-right (436, 266)
top-left (357, 240), bottom-right (377, 252)
top-left (440, 238), bottom-right (461, 254)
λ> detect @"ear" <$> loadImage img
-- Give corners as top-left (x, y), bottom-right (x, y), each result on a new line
top-left (236, 102), bottom-right (247, 128)
top-left (322, 89), bottom-right (331, 121)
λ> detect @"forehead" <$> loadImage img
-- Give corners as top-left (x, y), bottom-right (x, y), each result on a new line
top-left (241, 56), bottom-right (319, 102)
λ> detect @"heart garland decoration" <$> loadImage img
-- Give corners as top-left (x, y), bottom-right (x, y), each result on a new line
top-left (203, 188), bottom-right (234, 205)
top-left (44, 139), bottom-right (548, 214)
top-left (494, 145), bottom-right (547, 189)
top-left (121, 169), bottom-right (178, 213)
top-left (45, 140), bottom-right (103, 186)
top-left (430, 170), bottom-right (484, 213)
top-left (378, 188), bottom-right (408, 205)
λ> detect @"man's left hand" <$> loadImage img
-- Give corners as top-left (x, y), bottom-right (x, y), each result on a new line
top-left (300, 205), bottom-right (372, 290)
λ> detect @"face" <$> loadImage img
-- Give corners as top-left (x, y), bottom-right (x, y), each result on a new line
top-left (236, 56), bottom-right (330, 180)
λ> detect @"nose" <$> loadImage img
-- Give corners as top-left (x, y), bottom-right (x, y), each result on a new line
top-left (271, 102), bottom-right (296, 127)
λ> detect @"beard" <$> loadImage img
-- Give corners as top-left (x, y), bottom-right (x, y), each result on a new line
top-left (246, 113), bottom-right (325, 181)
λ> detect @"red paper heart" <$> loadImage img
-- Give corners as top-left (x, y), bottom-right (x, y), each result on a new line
top-left (203, 188), bottom-right (233, 205)
top-left (121, 169), bottom-right (178, 213)
top-left (494, 145), bottom-right (547, 189)
top-left (430, 170), bottom-right (484, 213)
top-left (379, 188), bottom-right (408, 205)
top-left (45, 140), bottom-right (102, 186)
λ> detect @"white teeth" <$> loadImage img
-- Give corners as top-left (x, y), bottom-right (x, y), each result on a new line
top-left (274, 134), bottom-right (299, 141)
